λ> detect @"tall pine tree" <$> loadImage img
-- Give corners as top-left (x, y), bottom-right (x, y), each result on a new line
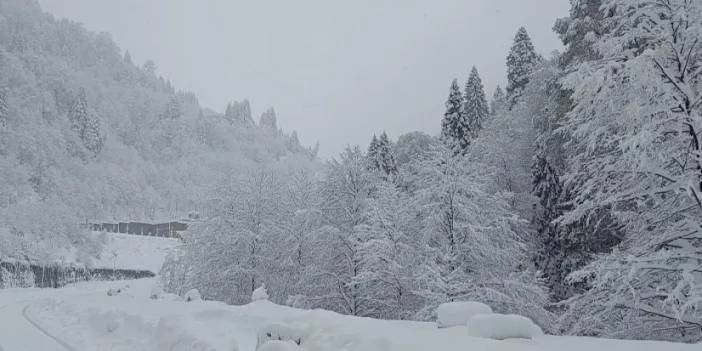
top-left (440, 79), bottom-right (469, 154)
top-left (491, 85), bottom-right (506, 116)
top-left (0, 89), bottom-right (7, 128)
top-left (463, 67), bottom-right (489, 137)
top-left (506, 27), bottom-right (540, 104)
top-left (69, 89), bottom-right (104, 155)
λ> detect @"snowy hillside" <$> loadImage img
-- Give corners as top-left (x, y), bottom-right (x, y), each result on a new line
top-left (0, 278), bottom-right (697, 351)
top-left (91, 232), bottom-right (179, 272)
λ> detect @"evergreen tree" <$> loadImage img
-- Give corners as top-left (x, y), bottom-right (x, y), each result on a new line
top-left (490, 85), bottom-right (506, 116)
top-left (367, 134), bottom-right (380, 170)
top-left (506, 27), bottom-right (540, 104)
top-left (69, 89), bottom-right (90, 134)
top-left (69, 89), bottom-right (104, 155)
top-left (161, 96), bottom-right (182, 120)
top-left (367, 133), bottom-right (398, 177)
top-left (440, 79), bottom-right (469, 154)
top-left (259, 108), bottom-right (277, 130)
top-left (553, 0), bottom-right (604, 67)
top-left (377, 132), bottom-right (398, 176)
top-left (463, 67), bottom-right (489, 137)
top-left (123, 50), bottom-right (132, 65)
top-left (0, 90), bottom-right (7, 128)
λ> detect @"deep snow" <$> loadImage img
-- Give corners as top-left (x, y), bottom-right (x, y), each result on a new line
top-left (0, 278), bottom-right (699, 351)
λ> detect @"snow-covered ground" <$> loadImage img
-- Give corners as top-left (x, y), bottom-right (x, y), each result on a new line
top-left (0, 278), bottom-right (698, 351)
top-left (91, 232), bottom-right (179, 272)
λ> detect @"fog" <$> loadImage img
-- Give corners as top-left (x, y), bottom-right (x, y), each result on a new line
top-left (38, 0), bottom-right (568, 158)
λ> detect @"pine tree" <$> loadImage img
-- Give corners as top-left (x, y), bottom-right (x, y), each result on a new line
top-left (69, 89), bottom-right (90, 134)
top-left (368, 133), bottom-right (398, 177)
top-left (463, 67), bottom-right (489, 137)
top-left (259, 108), bottom-right (277, 130)
top-left (440, 79), bottom-right (469, 154)
top-left (506, 27), bottom-right (540, 104)
top-left (367, 134), bottom-right (380, 170)
top-left (161, 96), bottom-right (182, 120)
top-left (553, 0), bottom-right (604, 67)
top-left (0, 90), bottom-right (7, 128)
top-left (123, 50), bottom-right (133, 65)
top-left (69, 89), bottom-right (104, 155)
top-left (377, 132), bottom-right (398, 176)
top-left (491, 85), bottom-right (506, 116)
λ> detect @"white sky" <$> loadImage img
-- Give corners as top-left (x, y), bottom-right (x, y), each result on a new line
top-left (38, 0), bottom-right (569, 159)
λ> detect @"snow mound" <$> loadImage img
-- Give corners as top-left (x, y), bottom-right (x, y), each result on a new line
top-left (436, 301), bottom-right (493, 328)
top-left (252, 284), bottom-right (270, 301)
top-left (466, 313), bottom-right (543, 340)
top-left (150, 284), bottom-right (163, 299)
top-left (184, 288), bottom-right (202, 302)
top-left (152, 315), bottom-right (238, 351)
top-left (257, 340), bottom-right (302, 351)
top-left (257, 322), bottom-right (307, 347)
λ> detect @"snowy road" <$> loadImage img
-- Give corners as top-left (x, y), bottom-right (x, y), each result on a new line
top-left (0, 302), bottom-right (74, 351)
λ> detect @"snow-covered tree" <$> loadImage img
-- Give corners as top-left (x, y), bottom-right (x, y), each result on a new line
top-left (560, 0), bottom-right (702, 341)
top-left (490, 85), bottom-right (507, 116)
top-left (161, 96), bottom-right (182, 120)
top-left (553, 0), bottom-right (605, 67)
top-left (367, 132), bottom-right (398, 177)
top-left (359, 182), bottom-right (421, 319)
top-left (259, 108), bottom-right (277, 130)
top-left (412, 143), bottom-right (550, 326)
top-left (0, 89), bottom-right (7, 128)
top-left (506, 27), bottom-right (540, 104)
top-left (463, 66), bottom-right (489, 137)
top-left (441, 79), bottom-right (469, 154)
top-left (69, 89), bottom-right (104, 155)
top-left (318, 146), bottom-right (375, 316)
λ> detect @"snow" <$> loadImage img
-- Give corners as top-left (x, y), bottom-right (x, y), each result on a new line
top-left (252, 285), bottom-right (269, 302)
top-left (257, 340), bottom-right (301, 351)
top-left (184, 288), bottom-right (202, 302)
top-left (0, 278), bottom-right (699, 351)
top-left (467, 313), bottom-right (543, 340)
top-left (436, 301), bottom-right (493, 328)
top-left (92, 231), bottom-right (180, 273)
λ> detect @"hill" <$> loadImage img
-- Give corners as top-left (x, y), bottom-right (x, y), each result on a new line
top-left (0, 0), bottom-right (319, 265)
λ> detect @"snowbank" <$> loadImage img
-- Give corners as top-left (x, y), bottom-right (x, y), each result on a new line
top-left (436, 301), bottom-right (493, 328)
top-left (257, 340), bottom-right (301, 351)
top-left (467, 313), bottom-right (543, 340)
top-left (152, 315), bottom-right (239, 351)
top-left (3, 278), bottom-right (699, 351)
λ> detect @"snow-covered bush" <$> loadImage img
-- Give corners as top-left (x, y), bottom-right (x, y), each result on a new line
top-left (252, 284), bottom-right (269, 302)
top-left (467, 314), bottom-right (543, 340)
top-left (184, 289), bottom-right (201, 302)
top-left (436, 301), bottom-right (493, 328)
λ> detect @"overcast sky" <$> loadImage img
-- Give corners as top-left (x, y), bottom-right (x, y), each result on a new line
top-left (38, 0), bottom-right (569, 159)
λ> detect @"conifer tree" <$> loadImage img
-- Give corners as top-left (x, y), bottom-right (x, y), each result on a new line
top-left (123, 50), bottom-right (133, 65)
top-left (463, 67), bottom-right (489, 137)
top-left (506, 27), bottom-right (540, 104)
top-left (0, 90), bottom-right (7, 128)
top-left (377, 132), bottom-right (398, 176)
top-left (491, 85), bottom-right (506, 116)
top-left (69, 89), bottom-right (104, 155)
top-left (367, 134), bottom-right (380, 170)
top-left (440, 79), bottom-right (469, 154)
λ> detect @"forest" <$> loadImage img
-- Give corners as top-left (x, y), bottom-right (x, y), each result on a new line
top-left (0, 0), bottom-right (701, 344)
